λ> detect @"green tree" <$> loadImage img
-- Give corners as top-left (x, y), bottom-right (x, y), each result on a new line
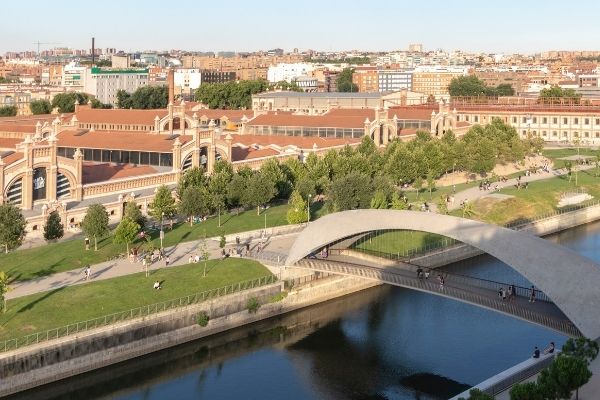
top-left (227, 173), bottom-right (247, 215)
top-left (90, 98), bottom-right (113, 109)
top-left (413, 176), bottom-right (424, 199)
top-left (509, 382), bottom-right (543, 400)
top-left (0, 272), bottom-right (11, 313)
top-left (124, 201), bottom-right (146, 229)
top-left (496, 83), bottom-right (515, 96)
top-left (116, 90), bottom-right (132, 109)
top-left (336, 68), bottom-right (358, 92)
top-left (286, 190), bottom-right (309, 224)
top-left (195, 80), bottom-right (270, 109)
top-left (448, 75), bottom-right (489, 97)
top-left (179, 186), bottom-right (210, 226)
top-left (29, 99), bottom-right (52, 115)
top-left (177, 167), bottom-right (207, 200)
top-left (327, 171), bottom-right (373, 211)
top-left (0, 203), bottom-right (26, 253)
top-left (260, 158), bottom-right (290, 198)
top-left (562, 338), bottom-right (600, 365)
top-left (426, 170), bottom-right (436, 200)
top-left (208, 162), bottom-right (233, 227)
top-left (437, 195), bottom-right (448, 214)
top-left (51, 92), bottom-right (89, 113)
top-left (458, 388), bottom-right (494, 400)
top-left (150, 185), bottom-right (176, 223)
top-left (43, 210), bottom-right (64, 241)
top-left (0, 106), bottom-right (17, 117)
top-left (390, 192), bottom-right (407, 210)
top-left (294, 177), bottom-right (316, 201)
top-left (539, 86), bottom-right (581, 104)
top-left (113, 216), bottom-right (140, 254)
top-left (461, 201), bottom-right (475, 218)
top-left (81, 204), bottom-right (109, 251)
top-left (537, 354), bottom-right (592, 400)
top-left (127, 85), bottom-right (168, 109)
top-left (370, 191), bottom-right (389, 209)
top-left (242, 172), bottom-right (277, 215)
top-left (199, 237), bottom-right (210, 277)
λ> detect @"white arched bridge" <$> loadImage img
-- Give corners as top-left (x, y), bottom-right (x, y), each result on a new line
top-left (278, 210), bottom-right (600, 339)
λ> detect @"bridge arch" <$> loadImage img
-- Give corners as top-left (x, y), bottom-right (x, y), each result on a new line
top-left (287, 210), bottom-right (600, 339)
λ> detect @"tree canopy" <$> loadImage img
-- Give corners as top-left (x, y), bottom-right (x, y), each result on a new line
top-left (43, 210), bottom-right (64, 241)
top-left (81, 204), bottom-right (109, 251)
top-left (448, 75), bottom-right (515, 97)
top-left (195, 80), bottom-right (270, 109)
top-left (149, 185), bottom-right (177, 222)
top-left (117, 85), bottom-right (168, 109)
top-left (29, 99), bottom-right (53, 115)
top-left (113, 216), bottom-right (140, 254)
top-left (0, 106), bottom-right (17, 117)
top-left (538, 86), bottom-right (582, 104)
top-left (51, 92), bottom-right (90, 113)
top-left (336, 68), bottom-right (358, 92)
top-left (0, 203), bottom-right (26, 253)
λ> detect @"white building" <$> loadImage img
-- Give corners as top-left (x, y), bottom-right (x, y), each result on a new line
top-left (174, 68), bottom-right (202, 96)
top-left (267, 63), bottom-right (315, 83)
top-left (62, 62), bottom-right (88, 91)
top-left (378, 70), bottom-right (413, 92)
top-left (84, 67), bottom-right (149, 105)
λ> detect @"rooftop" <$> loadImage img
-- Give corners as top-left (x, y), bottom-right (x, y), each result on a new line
top-left (57, 130), bottom-right (192, 152)
top-left (82, 163), bottom-right (158, 184)
top-left (253, 91), bottom-right (387, 99)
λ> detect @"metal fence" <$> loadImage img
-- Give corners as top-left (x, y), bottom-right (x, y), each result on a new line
top-left (483, 353), bottom-right (557, 397)
top-left (298, 259), bottom-right (581, 337)
top-left (0, 275), bottom-right (278, 353)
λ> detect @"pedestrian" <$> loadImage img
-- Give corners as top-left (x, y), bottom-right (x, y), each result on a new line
top-left (424, 270), bottom-right (430, 279)
top-left (194, 254), bottom-right (200, 263)
top-left (529, 285), bottom-right (536, 303)
top-left (507, 284), bottom-right (514, 301)
top-left (501, 287), bottom-right (507, 301)
top-left (533, 346), bottom-right (540, 358)
top-left (83, 264), bottom-right (91, 280)
top-left (417, 268), bottom-right (423, 279)
top-left (85, 237), bottom-right (90, 251)
top-left (153, 281), bottom-right (161, 290)
top-left (498, 287), bottom-right (503, 300)
top-left (165, 256), bottom-right (170, 267)
top-left (236, 236), bottom-right (240, 245)
top-left (452, 184), bottom-right (456, 194)
top-left (438, 274), bottom-right (444, 290)
top-left (188, 255), bottom-right (193, 264)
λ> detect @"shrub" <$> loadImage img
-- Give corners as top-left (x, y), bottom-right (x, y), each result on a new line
top-left (196, 311), bottom-right (210, 327)
top-left (269, 291), bottom-right (288, 303)
top-left (247, 297), bottom-right (261, 314)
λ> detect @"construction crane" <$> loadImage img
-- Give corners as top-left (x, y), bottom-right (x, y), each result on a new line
top-left (33, 41), bottom-right (59, 58)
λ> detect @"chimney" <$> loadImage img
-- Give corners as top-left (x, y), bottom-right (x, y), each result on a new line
top-left (91, 37), bottom-right (95, 66)
top-left (168, 69), bottom-right (175, 105)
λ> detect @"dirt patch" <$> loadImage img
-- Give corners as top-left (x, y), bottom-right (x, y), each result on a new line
top-left (437, 155), bottom-right (552, 186)
top-left (475, 197), bottom-right (540, 225)
top-left (20, 325), bottom-right (36, 333)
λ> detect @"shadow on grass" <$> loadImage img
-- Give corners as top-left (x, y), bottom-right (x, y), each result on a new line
top-left (31, 258), bottom-right (66, 279)
top-left (17, 286), bottom-right (67, 314)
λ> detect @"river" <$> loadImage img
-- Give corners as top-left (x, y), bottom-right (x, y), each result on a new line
top-left (12, 221), bottom-right (600, 400)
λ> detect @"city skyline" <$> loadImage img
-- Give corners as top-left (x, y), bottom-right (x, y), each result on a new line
top-left (2, 0), bottom-right (600, 55)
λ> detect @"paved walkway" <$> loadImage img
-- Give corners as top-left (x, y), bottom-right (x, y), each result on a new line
top-left (7, 233), bottom-right (299, 300)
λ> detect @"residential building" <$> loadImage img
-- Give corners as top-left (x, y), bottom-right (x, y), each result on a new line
top-left (174, 68), bottom-right (201, 98)
top-left (412, 69), bottom-right (466, 98)
top-left (84, 67), bottom-right (149, 105)
top-left (352, 67), bottom-right (379, 92)
top-left (61, 62), bottom-right (88, 91)
top-left (267, 63), bottom-right (315, 83)
top-left (378, 70), bottom-right (413, 92)
top-left (199, 70), bottom-right (236, 84)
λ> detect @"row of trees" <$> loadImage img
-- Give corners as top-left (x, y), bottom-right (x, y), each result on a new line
top-left (448, 75), bottom-right (515, 97)
top-left (538, 87), bottom-right (582, 105)
top-left (51, 92), bottom-right (112, 113)
top-left (0, 106), bottom-right (17, 117)
top-left (116, 85), bottom-right (168, 109)
top-left (337, 68), bottom-right (358, 92)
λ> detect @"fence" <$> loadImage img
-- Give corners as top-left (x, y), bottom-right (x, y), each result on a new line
top-left (482, 353), bottom-right (557, 397)
top-left (0, 275), bottom-right (278, 353)
top-left (298, 259), bottom-right (581, 337)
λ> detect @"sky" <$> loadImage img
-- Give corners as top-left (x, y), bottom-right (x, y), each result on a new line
top-left (2, 0), bottom-right (600, 55)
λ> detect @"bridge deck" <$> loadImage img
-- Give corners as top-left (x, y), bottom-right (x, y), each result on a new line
top-left (294, 254), bottom-right (581, 337)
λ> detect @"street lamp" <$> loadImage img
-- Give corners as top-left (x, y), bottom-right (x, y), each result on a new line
top-left (307, 194), bottom-right (312, 223)
top-left (160, 211), bottom-right (165, 250)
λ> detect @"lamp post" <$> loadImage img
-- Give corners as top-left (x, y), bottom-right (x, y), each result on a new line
top-left (307, 194), bottom-right (312, 223)
top-left (160, 211), bottom-right (165, 250)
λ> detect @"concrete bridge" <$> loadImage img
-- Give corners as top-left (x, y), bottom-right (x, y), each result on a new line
top-left (284, 210), bottom-right (600, 339)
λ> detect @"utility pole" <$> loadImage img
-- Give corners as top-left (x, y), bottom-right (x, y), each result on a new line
top-left (32, 41), bottom-right (59, 58)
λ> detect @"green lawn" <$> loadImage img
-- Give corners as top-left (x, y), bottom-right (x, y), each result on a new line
top-left (0, 203), bottom-right (294, 282)
top-left (543, 148), bottom-right (599, 169)
top-left (352, 230), bottom-right (452, 256)
top-left (0, 258), bottom-right (271, 341)
top-left (472, 170), bottom-right (600, 225)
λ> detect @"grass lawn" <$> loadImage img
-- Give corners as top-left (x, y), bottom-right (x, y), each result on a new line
top-left (543, 148), bottom-right (599, 169)
top-left (0, 203), bottom-right (294, 282)
top-left (0, 258), bottom-right (271, 342)
top-left (352, 230), bottom-right (451, 256)
top-left (471, 170), bottom-right (600, 225)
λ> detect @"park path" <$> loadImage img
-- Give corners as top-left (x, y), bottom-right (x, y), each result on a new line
top-left (7, 232), bottom-right (298, 300)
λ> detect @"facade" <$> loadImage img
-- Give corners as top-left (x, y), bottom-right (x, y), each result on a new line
top-left (252, 92), bottom-right (385, 114)
top-left (85, 67), bottom-right (149, 105)
top-left (111, 55), bottom-right (131, 69)
top-left (378, 70), bottom-right (413, 92)
top-left (295, 76), bottom-right (319, 92)
top-left (174, 68), bottom-right (201, 98)
top-left (0, 91), bottom-right (31, 115)
top-left (352, 68), bottom-right (379, 92)
top-left (412, 70), bottom-right (465, 97)
top-left (199, 70), bottom-right (236, 84)
top-left (61, 62), bottom-right (87, 91)
top-left (40, 65), bottom-right (63, 86)
top-left (267, 63), bottom-right (315, 83)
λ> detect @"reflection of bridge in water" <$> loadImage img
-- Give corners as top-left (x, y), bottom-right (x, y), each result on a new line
top-left (265, 210), bottom-right (600, 339)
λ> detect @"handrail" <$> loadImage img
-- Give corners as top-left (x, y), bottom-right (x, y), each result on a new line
top-left (0, 274), bottom-right (278, 353)
top-left (298, 259), bottom-right (581, 337)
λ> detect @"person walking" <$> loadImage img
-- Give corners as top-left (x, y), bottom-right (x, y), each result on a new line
top-left (165, 256), bottom-right (170, 267)
top-left (84, 265), bottom-right (91, 281)
top-left (501, 287), bottom-right (507, 301)
top-left (529, 285), bottom-right (536, 303)
top-left (533, 346), bottom-right (540, 358)
top-left (85, 237), bottom-right (90, 251)
top-left (507, 285), bottom-right (514, 302)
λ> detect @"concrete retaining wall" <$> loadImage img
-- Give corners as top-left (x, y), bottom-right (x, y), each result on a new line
top-left (0, 276), bottom-right (378, 397)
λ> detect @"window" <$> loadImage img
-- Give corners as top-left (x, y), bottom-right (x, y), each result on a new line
top-left (542, 131), bottom-right (547, 136)
top-left (563, 131), bottom-right (568, 137)
top-left (552, 131), bottom-right (558, 137)
top-left (563, 118), bottom-right (568, 124)
top-left (522, 117), bottom-right (527, 123)
top-left (542, 117), bottom-right (547, 124)
top-left (596, 118), bottom-right (600, 125)
top-left (585, 118), bottom-right (590, 125)
top-left (522, 130), bottom-right (527, 135)
top-left (512, 117), bottom-right (517, 124)
top-left (532, 117), bottom-right (537, 123)
top-left (474, 116), bottom-right (479, 122)
top-left (585, 132), bottom-right (590, 138)
top-left (553, 117), bottom-right (558, 124)
top-left (574, 118), bottom-right (579, 124)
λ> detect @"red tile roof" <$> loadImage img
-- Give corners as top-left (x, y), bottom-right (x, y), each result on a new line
top-left (82, 163), bottom-right (158, 184)
top-left (247, 112), bottom-right (367, 129)
top-left (231, 146), bottom-right (280, 161)
top-left (57, 130), bottom-right (192, 152)
top-left (0, 124), bottom-right (36, 134)
top-left (194, 109), bottom-right (249, 122)
top-left (230, 134), bottom-right (361, 149)
top-left (0, 138), bottom-right (21, 149)
top-left (388, 106), bottom-right (435, 120)
top-left (0, 152), bottom-right (23, 165)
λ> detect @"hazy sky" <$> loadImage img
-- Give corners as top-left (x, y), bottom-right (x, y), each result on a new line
top-left (2, 0), bottom-right (599, 54)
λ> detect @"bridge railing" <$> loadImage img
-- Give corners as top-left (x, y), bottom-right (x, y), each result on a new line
top-left (298, 259), bottom-right (581, 337)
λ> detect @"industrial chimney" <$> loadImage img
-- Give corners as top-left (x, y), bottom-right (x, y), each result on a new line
top-left (91, 37), bottom-right (95, 66)
top-left (168, 69), bottom-right (175, 105)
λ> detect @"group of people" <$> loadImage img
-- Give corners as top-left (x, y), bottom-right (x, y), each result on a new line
top-left (498, 285), bottom-right (516, 302)
top-left (416, 267), bottom-right (431, 280)
top-left (532, 342), bottom-right (555, 358)
top-left (515, 175), bottom-right (529, 190)
top-left (479, 180), bottom-right (499, 192)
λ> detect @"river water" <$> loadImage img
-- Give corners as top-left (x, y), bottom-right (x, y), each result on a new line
top-left (13, 221), bottom-right (600, 400)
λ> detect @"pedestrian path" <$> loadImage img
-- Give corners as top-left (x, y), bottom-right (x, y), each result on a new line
top-left (7, 232), bottom-right (298, 300)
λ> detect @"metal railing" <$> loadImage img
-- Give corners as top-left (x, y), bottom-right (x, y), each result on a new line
top-left (0, 275), bottom-right (278, 353)
top-left (298, 259), bottom-right (581, 337)
top-left (484, 353), bottom-right (557, 397)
